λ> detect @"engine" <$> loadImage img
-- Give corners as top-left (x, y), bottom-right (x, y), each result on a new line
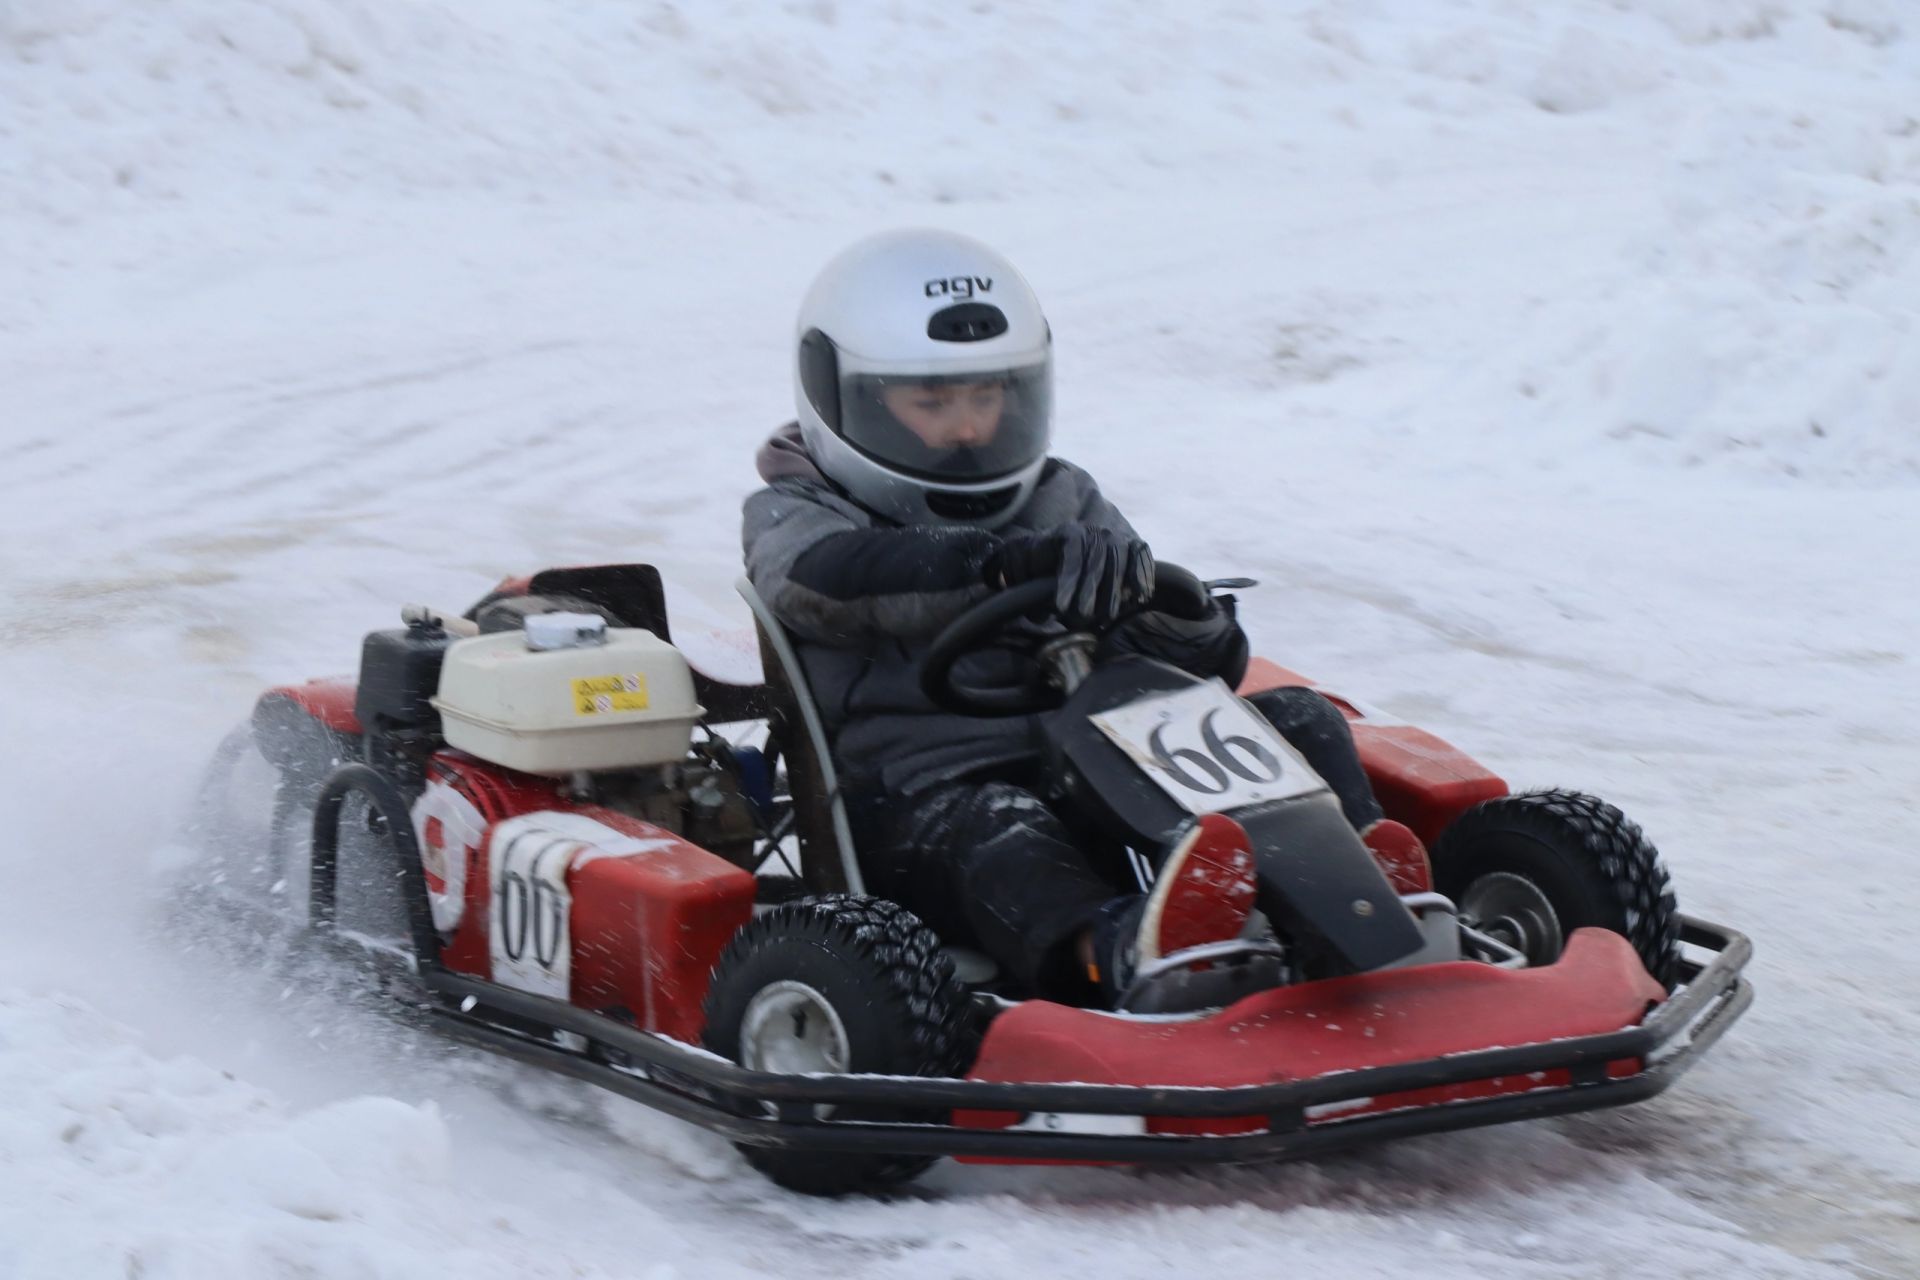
top-left (357, 606), bottom-right (766, 870)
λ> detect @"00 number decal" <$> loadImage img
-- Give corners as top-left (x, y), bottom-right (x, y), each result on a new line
top-left (496, 870), bottom-right (565, 969)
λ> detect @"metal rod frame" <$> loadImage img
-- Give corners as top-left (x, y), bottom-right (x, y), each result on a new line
top-left (311, 762), bottom-right (1752, 1166)
top-left (422, 918), bottom-right (1750, 1163)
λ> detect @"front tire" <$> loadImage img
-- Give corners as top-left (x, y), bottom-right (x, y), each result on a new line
top-left (1432, 790), bottom-right (1680, 989)
top-left (702, 895), bottom-right (974, 1196)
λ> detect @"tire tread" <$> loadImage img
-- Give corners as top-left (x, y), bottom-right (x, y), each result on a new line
top-left (1434, 789), bottom-right (1681, 988)
top-left (702, 894), bottom-right (973, 1195)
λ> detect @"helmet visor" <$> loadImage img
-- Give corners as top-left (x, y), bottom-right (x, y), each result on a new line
top-left (837, 364), bottom-right (1051, 482)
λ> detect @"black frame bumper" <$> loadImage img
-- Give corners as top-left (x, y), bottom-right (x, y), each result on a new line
top-left (309, 761), bottom-right (1750, 1164)
top-left (419, 917), bottom-right (1750, 1165)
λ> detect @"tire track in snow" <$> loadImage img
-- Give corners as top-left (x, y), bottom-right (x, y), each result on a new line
top-left (1253, 555), bottom-right (1826, 722)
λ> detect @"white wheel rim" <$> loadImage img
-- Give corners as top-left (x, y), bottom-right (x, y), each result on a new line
top-left (739, 980), bottom-right (851, 1075)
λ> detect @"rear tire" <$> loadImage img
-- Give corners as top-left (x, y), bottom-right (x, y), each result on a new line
top-left (702, 895), bottom-right (973, 1196)
top-left (1431, 790), bottom-right (1680, 989)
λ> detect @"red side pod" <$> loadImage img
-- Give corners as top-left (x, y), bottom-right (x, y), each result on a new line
top-left (417, 753), bottom-right (755, 1043)
top-left (567, 806), bottom-right (756, 1045)
top-left (423, 752), bottom-right (562, 977)
top-left (259, 677), bottom-right (363, 735)
top-left (1237, 657), bottom-right (1508, 848)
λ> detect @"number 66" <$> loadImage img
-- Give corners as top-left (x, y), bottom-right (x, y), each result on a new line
top-left (1147, 708), bottom-right (1284, 794)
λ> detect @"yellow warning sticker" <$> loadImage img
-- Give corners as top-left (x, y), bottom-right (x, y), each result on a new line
top-left (572, 673), bottom-right (649, 716)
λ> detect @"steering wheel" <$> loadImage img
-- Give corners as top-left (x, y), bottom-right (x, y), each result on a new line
top-left (919, 562), bottom-right (1215, 717)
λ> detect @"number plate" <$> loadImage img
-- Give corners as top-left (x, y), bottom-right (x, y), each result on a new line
top-left (488, 820), bottom-right (581, 999)
top-left (1089, 680), bottom-right (1329, 815)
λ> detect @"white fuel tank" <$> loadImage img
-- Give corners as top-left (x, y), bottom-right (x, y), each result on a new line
top-left (432, 614), bottom-right (703, 776)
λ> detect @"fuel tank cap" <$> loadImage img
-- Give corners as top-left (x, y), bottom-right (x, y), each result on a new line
top-left (524, 611), bottom-right (609, 652)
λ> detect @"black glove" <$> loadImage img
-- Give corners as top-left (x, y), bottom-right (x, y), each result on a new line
top-left (983, 524), bottom-right (1155, 629)
top-left (1097, 598), bottom-right (1250, 687)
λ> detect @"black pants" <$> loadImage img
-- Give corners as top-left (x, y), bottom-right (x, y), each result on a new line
top-left (846, 686), bottom-right (1384, 992)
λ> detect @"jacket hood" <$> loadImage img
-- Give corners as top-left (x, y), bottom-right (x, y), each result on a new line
top-left (755, 421), bottom-right (824, 484)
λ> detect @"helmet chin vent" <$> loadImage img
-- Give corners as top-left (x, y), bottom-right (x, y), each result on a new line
top-left (927, 303), bottom-right (1009, 343)
top-left (927, 484), bottom-right (1021, 520)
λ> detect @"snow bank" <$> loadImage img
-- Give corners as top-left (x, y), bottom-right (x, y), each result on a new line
top-left (1315, 3), bottom-right (1920, 481)
top-left (0, 993), bottom-right (463, 1279)
top-left (0, 0), bottom-right (1373, 215)
top-left (1496, 25), bottom-right (1920, 482)
top-left (0, 989), bottom-right (756, 1279)
top-left (9, 1), bottom-right (1914, 480)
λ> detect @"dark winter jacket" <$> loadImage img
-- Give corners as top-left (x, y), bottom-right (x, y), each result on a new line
top-left (742, 423), bottom-right (1244, 797)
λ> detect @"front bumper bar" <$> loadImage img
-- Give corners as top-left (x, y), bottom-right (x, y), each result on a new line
top-left (418, 915), bottom-right (1750, 1165)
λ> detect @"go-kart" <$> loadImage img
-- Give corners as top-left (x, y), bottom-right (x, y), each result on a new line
top-left (184, 561), bottom-right (1751, 1196)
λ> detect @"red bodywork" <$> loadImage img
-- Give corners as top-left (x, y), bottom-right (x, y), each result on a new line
top-left (956, 928), bottom-right (1663, 1160)
top-left (1238, 658), bottom-right (1509, 848)
top-left (267, 677), bottom-right (363, 735)
top-left (414, 751), bottom-right (754, 1043)
top-left (260, 656), bottom-right (1578, 1121)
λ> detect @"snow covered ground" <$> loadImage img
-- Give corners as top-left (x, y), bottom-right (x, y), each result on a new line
top-left (2, 1), bottom-right (1916, 1276)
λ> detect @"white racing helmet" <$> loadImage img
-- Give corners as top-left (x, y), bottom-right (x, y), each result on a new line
top-left (794, 229), bottom-right (1052, 528)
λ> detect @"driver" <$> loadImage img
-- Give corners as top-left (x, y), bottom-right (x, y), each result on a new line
top-left (742, 229), bottom-right (1428, 1005)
